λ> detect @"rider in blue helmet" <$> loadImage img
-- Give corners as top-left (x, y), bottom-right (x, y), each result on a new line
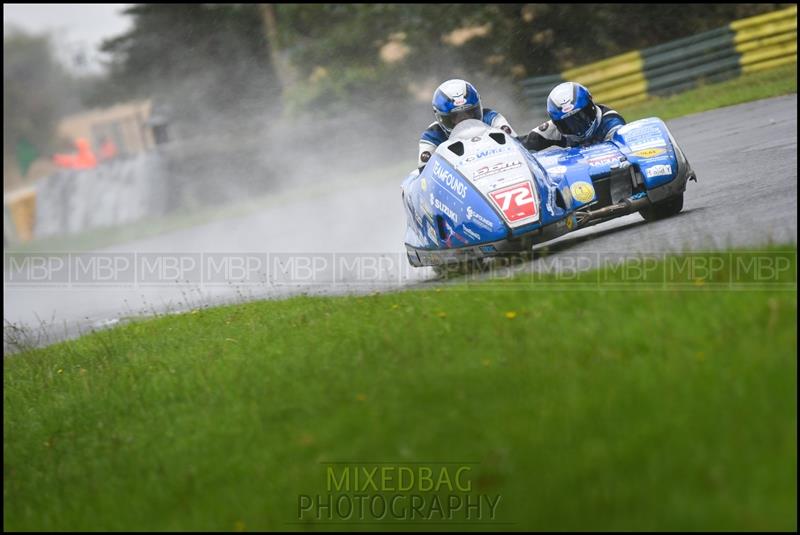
top-left (520, 81), bottom-right (626, 151)
top-left (417, 79), bottom-right (517, 167)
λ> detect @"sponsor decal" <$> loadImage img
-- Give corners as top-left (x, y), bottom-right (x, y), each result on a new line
top-left (561, 103), bottom-right (574, 113)
top-left (570, 181), bottom-right (595, 204)
top-left (628, 138), bottom-right (667, 151)
top-left (462, 226), bottom-right (481, 241)
top-left (409, 202), bottom-right (422, 227)
top-left (466, 206), bottom-right (494, 231)
top-left (420, 178), bottom-right (427, 191)
top-left (431, 193), bottom-right (459, 223)
top-left (473, 160), bottom-right (522, 180)
top-left (453, 95), bottom-right (466, 106)
top-left (633, 148), bottom-right (666, 159)
top-left (432, 160), bottom-right (468, 199)
top-left (462, 146), bottom-right (514, 162)
top-left (629, 137), bottom-right (666, 146)
top-left (618, 124), bottom-right (634, 134)
top-left (489, 181), bottom-right (537, 223)
top-left (426, 222), bottom-right (438, 244)
top-left (421, 199), bottom-right (433, 219)
top-left (645, 164), bottom-right (672, 178)
top-left (443, 220), bottom-right (469, 248)
top-left (587, 154), bottom-right (622, 167)
top-left (546, 165), bottom-right (567, 175)
top-left (624, 125), bottom-right (661, 138)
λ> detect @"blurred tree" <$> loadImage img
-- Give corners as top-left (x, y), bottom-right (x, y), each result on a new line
top-left (88, 3), bottom-right (787, 123)
top-left (455, 3), bottom-right (789, 78)
top-left (272, 4), bottom-right (482, 116)
top-left (270, 3), bottom-right (786, 115)
top-left (3, 30), bottom-right (76, 163)
top-left (94, 4), bottom-right (281, 132)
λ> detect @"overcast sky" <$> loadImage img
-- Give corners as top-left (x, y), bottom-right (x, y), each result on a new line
top-left (3, 4), bottom-right (133, 73)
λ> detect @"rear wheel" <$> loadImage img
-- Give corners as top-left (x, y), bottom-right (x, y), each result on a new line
top-left (639, 193), bottom-right (684, 222)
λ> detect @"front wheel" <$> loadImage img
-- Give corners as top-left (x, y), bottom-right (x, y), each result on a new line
top-left (639, 193), bottom-right (684, 222)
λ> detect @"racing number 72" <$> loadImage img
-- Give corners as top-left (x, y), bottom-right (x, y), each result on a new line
top-left (494, 186), bottom-right (532, 210)
top-left (489, 181), bottom-right (537, 223)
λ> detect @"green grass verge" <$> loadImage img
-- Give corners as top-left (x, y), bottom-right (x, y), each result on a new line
top-left (619, 63), bottom-right (797, 122)
top-left (4, 248), bottom-right (797, 531)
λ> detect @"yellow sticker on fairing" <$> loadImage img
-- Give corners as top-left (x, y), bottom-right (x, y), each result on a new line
top-left (420, 178), bottom-right (427, 191)
top-left (570, 181), bottom-right (595, 204)
top-left (634, 148), bottom-right (666, 159)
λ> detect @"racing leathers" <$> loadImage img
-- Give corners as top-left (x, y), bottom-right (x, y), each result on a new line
top-left (520, 104), bottom-right (626, 151)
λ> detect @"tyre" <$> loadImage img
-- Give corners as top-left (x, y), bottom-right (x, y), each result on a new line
top-left (639, 193), bottom-right (684, 222)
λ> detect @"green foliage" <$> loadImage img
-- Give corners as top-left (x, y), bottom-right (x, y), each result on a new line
top-left (15, 139), bottom-right (39, 177)
top-left (3, 30), bottom-right (76, 157)
top-left (618, 63), bottom-right (798, 122)
top-left (468, 3), bottom-right (789, 76)
top-left (61, 4), bottom-right (793, 123)
top-left (95, 4), bottom-right (280, 128)
top-left (284, 63), bottom-right (412, 118)
top-left (273, 3), bottom-right (787, 116)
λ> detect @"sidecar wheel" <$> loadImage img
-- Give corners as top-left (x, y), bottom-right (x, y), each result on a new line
top-left (639, 193), bottom-right (684, 222)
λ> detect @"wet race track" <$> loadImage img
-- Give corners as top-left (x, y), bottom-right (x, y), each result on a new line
top-left (4, 95), bottom-right (797, 349)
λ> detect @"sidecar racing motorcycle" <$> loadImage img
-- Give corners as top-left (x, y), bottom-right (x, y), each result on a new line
top-left (401, 117), bottom-right (696, 267)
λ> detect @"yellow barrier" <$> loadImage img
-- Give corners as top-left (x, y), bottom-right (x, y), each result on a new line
top-left (743, 55), bottom-right (797, 74)
top-left (735, 30), bottom-right (796, 54)
top-left (734, 6), bottom-right (797, 74)
top-left (741, 41), bottom-right (798, 72)
top-left (730, 5), bottom-right (797, 31)
top-left (4, 187), bottom-right (37, 242)
top-left (542, 6), bottom-right (797, 108)
top-left (562, 51), bottom-right (643, 85)
top-left (733, 17), bottom-right (796, 44)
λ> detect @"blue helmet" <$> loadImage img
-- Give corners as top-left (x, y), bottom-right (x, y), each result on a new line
top-left (432, 79), bottom-right (483, 134)
top-left (546, 82), bottom-right (601, 144)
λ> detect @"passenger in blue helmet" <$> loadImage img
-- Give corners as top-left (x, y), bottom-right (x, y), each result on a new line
top-left (520, 81), bottom-right (626, 150)
top-left (418, 79), bottom-right (517, 167)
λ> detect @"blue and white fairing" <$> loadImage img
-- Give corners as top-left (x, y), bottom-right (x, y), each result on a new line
top-left (401, 117), bottom-right (693, 267)
top-left (532, 117), bottom-right (693, 208)
top-left (402, 119), bottom-right (575, 266)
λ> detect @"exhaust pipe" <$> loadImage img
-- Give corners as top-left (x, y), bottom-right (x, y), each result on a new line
top-left (575, 195), bottom-right (651, 227)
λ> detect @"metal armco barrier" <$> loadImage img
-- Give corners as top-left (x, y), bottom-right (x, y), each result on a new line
top-left (521, 6), bottom-right (797, 110)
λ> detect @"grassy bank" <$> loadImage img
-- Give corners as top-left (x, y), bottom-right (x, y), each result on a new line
top-left (619, 63), bottom-right (797, 121)
top-left (4, 248), bottom-right (797, 531)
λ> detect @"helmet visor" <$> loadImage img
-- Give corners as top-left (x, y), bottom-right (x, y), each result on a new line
top-left (553, 103), bottom-right (597, 138)
top-left (436, 104), bottom-right (482, 132)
